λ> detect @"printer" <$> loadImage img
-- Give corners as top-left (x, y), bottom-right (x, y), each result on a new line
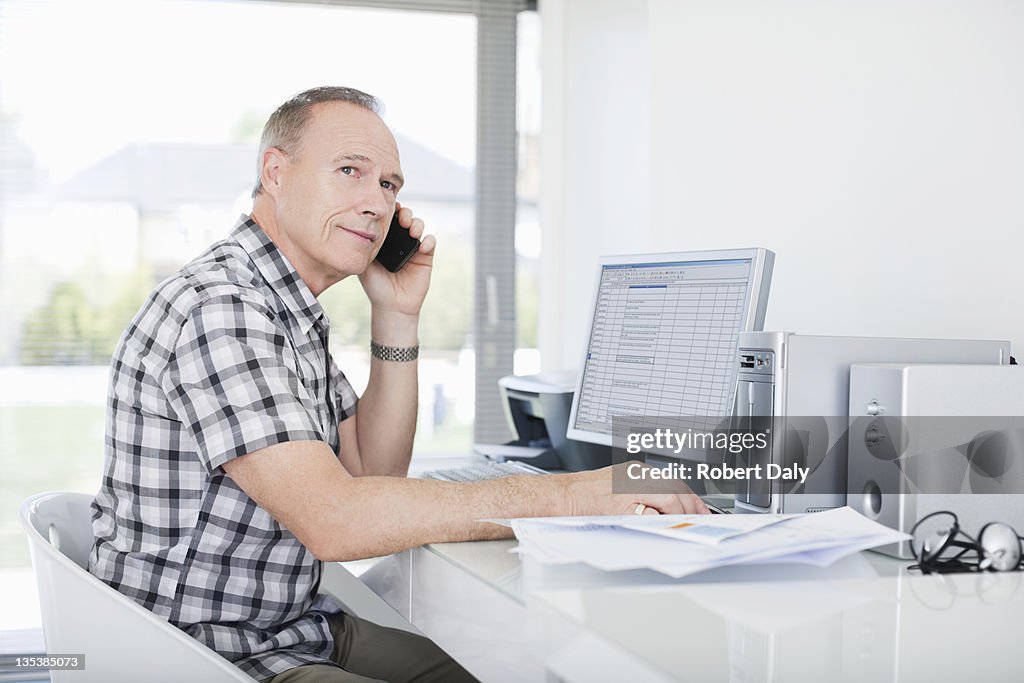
top-left (497, 372), bottom-right (611, 471)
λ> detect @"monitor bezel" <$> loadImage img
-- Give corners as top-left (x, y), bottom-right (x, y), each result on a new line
top-left (565, 247), bottom-right (775, 447)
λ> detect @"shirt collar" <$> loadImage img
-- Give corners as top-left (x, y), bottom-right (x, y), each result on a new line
top-left (230, 214), bottom-right (327, 337)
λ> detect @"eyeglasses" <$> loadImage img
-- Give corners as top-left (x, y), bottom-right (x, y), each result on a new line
top-left (909, 511), bottom-right (1023, 575)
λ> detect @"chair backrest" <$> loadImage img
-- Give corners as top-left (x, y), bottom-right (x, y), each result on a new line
top-left (19, 492), bottom-right (255, 683)
top-left (21, 491), bottom-right (95, 569)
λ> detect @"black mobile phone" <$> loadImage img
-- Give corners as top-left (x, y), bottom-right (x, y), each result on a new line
top-left (374, 212), bottom-right (421, 272)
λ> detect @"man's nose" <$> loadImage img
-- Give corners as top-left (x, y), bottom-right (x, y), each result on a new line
top-left (357, 180), bottom-right (390, 218)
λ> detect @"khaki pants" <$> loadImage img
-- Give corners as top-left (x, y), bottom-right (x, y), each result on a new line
top-left (268, 612), bottom-right (478, 683)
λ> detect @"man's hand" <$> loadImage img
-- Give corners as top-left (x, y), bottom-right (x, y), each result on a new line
top-left (563, 462), bottom-right (710, 516)
top-left (359, 203), bottom-right (435, 317)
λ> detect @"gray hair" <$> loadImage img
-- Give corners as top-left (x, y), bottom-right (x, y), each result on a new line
top-left (252, 86), bottom-right (382, 197)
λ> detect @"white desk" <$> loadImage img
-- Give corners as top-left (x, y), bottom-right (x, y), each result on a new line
top-left (358, 539), bottom-right (1024, 682)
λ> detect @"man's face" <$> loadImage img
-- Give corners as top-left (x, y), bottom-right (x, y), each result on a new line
top-left (269, 101), bottom-right (404, 291)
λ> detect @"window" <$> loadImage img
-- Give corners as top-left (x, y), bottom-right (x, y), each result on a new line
top-left (0, 0), bottom-right (536, 575)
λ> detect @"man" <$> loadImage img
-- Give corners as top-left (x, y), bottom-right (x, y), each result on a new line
top-left (90, 86), bottom-right (707, 683)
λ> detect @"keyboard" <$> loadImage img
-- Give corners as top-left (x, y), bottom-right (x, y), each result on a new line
top-left (419, 460), bottom-right (549, 482)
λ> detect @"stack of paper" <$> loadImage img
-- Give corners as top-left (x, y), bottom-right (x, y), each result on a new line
top-left (506, 506), bottom-right (909, 578)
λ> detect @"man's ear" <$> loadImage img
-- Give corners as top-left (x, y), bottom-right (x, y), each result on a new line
top-left (260, 147), bottom-right (288, 197)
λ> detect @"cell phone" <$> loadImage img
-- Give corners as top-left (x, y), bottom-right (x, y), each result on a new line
top-left (374, 211), bottom-right (421, 272)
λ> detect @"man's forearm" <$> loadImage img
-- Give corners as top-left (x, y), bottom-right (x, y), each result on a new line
top-left (355, 308), bottom-right (420, 476)
top-left (227, 440), bottom-right (574, 562)
top-left (317, 472), bottom-right (573, 561)
top-left (226, 441), bottom-right (708, 564)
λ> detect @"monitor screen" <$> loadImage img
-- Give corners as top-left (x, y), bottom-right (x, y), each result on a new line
top-left (566, 248), bottom-right (774, 447)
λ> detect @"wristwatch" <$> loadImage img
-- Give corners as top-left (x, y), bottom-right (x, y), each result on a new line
top-left (370, 340), bottom-right (420, 362)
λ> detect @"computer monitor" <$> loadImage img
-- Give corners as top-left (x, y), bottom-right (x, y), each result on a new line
top-left (566, 248), bottom-right (774, 449)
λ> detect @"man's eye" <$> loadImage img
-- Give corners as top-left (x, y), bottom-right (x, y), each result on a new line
top-left (339, 166), bottom-right (355, 175)
top-left (381, 180), bottom-right (395, 191)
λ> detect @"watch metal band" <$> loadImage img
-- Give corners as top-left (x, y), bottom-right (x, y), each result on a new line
top-left (370, 340), bottom-right (420, 362)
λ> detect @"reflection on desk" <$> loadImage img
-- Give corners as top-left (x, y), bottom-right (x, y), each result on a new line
top-left (358, 541), bottom-right (1024, 682)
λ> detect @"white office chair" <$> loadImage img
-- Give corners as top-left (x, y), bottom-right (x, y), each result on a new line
top-left (19, 492), bottom-right (255, 682)
top-left (19, 492), bottom-right (420, 683)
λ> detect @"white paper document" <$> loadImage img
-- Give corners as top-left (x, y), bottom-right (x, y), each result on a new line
top-left (508, 506), bottom-right (909, 578)
top-left (616, 512), bottom-right (798, 545)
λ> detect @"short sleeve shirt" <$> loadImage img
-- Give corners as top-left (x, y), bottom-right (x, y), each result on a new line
top-left (90, 215), bottom-right (358, 681)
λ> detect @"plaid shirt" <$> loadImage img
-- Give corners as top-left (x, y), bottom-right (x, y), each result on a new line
top-left (90, 216), bottom-right (359, 681)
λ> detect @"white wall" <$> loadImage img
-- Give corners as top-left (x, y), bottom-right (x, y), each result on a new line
top-left (538, 0), bottom-right (651, 370)
top-left (541, 0), bottom-right (1024, 371)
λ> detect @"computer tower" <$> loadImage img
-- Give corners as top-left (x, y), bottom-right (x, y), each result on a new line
top-left (847, 363), bottom-right (1024, 558)
top-left (732, 333), bottom-right (1010, 515)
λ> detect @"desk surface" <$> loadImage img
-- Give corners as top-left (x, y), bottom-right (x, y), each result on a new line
top-left (371, 456), bottom-right (1024, 681)
top-left (361, 537), bottom-right (1024, 682)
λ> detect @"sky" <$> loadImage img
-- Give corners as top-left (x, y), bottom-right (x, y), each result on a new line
top-left (0, 0), bottom-right (482, 183)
